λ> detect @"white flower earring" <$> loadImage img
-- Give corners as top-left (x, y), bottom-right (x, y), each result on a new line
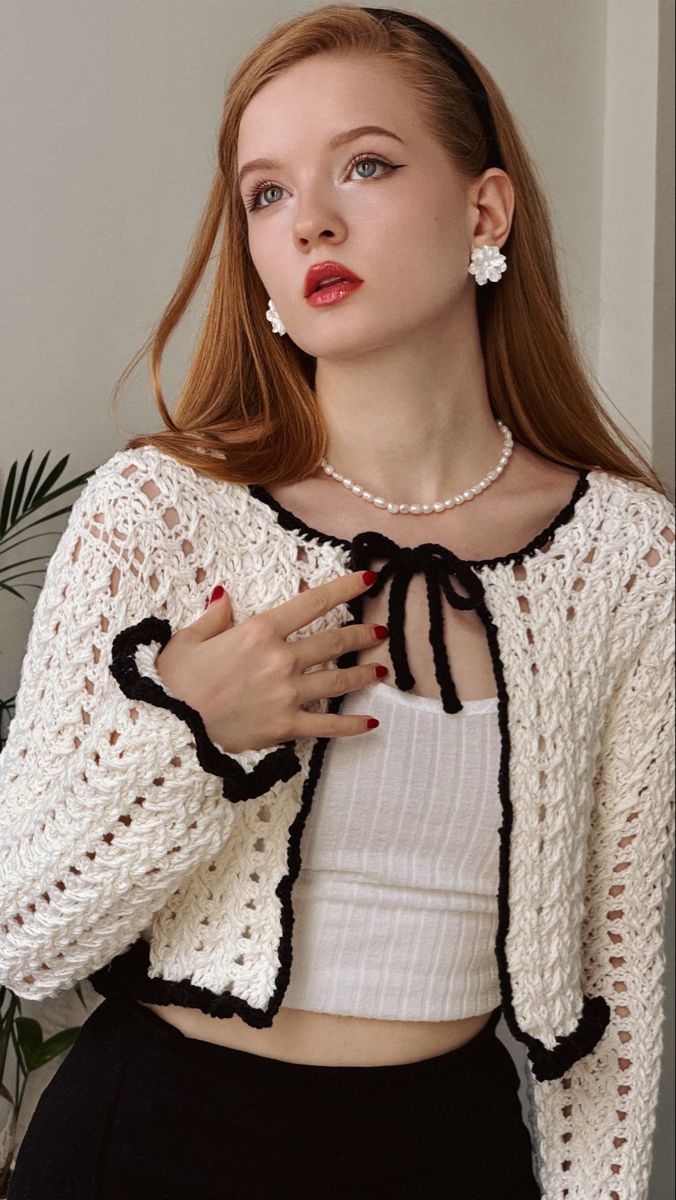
top-left (266, 298), bottom-right (286, 336)
top-left (467, 244), bottom-right (507, 285)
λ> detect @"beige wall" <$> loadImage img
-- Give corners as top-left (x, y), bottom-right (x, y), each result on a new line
top-left (1, 1), bottom-right (673, 1191)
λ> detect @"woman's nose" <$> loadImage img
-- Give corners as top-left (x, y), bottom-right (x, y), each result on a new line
top-left (293, 192), bottom-right (347, 246)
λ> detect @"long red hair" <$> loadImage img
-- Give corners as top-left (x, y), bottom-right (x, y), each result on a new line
top-left (113, 4), bottom-right (667, 495)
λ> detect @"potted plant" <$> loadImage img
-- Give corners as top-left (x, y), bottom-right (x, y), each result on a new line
top-left (0, 451), bottom-right (96, 1194)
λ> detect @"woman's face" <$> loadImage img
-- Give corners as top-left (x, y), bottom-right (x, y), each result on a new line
top-left (237, 52), bottom-right (484, 359)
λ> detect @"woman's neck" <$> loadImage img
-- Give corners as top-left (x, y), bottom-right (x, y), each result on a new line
top-left (313, 309), bottom-right (501, 503)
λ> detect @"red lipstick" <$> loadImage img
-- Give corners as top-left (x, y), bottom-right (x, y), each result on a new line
top-left (306, 280), bottom-right (363, 307)
top-left (304, 260), bottom-right (363, 305)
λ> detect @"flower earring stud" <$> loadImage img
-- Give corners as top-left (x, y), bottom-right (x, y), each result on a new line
top-left (467, 244), bottom-right (507, 285)
top-left (266, 298), bottom-right (286, 336)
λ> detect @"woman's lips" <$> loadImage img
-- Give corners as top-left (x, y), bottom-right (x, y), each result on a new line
top-left (305, 280), bottom-right (363, 307)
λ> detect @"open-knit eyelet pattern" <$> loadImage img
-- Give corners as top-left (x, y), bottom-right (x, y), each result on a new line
top-left (0, 444), bottom-right (673, 1200)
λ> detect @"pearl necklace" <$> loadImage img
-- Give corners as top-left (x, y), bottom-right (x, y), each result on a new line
top-left (320, 419), bottom-right (514, 515)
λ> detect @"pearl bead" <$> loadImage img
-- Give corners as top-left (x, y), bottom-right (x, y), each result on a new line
top-left (319, 418), bottom-right (513, 515)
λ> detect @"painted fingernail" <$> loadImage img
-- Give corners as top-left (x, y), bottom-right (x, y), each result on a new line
top-left (210, 585), bottom-right (224, 603)
top-left (366, 718), bottom-right (380, 729)
top-left (362, 570), bottom-right (379, 585)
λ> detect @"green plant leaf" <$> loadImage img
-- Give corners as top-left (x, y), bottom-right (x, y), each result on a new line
top-left (0, 461), bottom-right (17, 540)
top-left (29, 454), bottom-right (69, 507)
top-left (23, 450), bottom-right (50, 509)
top-left (0, 583), bottom-right (31, 600)
top-left (0, 504), bottom-right (89, 552)
top-left (0, 449), bottom-right (94, 545)
top-left (0, 555), bottom-right (56, 575)
top-left (10, 454), bottom-right (32, 527)
top-left (33, 473), bottom-right (93, 507)
top-left (37, 1026), bottom-right (81, 1059)
top-left (73, 981), bottom-right (90, 1011)
top-left (16, 1019), bottom-right (81, 1070)
top-left (0, 530), bottom-right (65, 556)
top-left (14, 1017), bottom-right (42, 1063)
top-left (0, 571), bottom-right (47, 590)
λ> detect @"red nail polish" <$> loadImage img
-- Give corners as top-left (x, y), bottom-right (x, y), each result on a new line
top-left (363, 570), bottom-right (379, 585)
top-left (366, 718), bottom-right (380, 729)
top-left (210, 585), bottom-right (224, 603)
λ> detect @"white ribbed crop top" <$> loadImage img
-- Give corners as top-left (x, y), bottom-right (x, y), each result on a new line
top-left (283, 680), bottom-right (503, 1022)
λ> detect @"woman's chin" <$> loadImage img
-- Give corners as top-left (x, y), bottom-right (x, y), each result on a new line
top-left (299, 329), bottom-right (404, 363)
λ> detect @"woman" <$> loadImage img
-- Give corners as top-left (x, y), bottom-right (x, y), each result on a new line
top-left (2, 6), bottom-right (673, 1198)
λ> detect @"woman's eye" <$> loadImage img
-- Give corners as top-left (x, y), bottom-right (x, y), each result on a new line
top-left (244, 154), bottom-right (397, 213)
top-left (349, 154), bottom-right (391, 180)
top-left (245, 182), bottom-right (284, 212)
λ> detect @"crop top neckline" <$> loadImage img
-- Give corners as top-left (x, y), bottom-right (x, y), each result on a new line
top-left (366, 681), bottom-right (498, 714)
top-left (247, 466), bottom-right (592, 570)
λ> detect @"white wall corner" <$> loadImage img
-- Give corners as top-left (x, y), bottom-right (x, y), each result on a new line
top-left (598, 0), bottom-right (660, 458)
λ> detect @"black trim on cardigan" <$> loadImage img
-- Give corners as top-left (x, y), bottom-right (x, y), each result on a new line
top-left (247, 466), bottom-right (592, 569)
top-left (92, 567), bottom-right (610, 1065)
top-left (88, 728), bottom-right (336, 1028)
top-left (91, 469), bottom-right (612, 1074)
top-left (472, 589), bottom-right (611, 1081)
top-left (246, 466), bottom-right (613, 1075)
top-left (329, 572), bottom-right (610, 1080)
top-left (86, 722), bottom-right (335, 1028)
top-left (109, 614), bottom-right (302, 803)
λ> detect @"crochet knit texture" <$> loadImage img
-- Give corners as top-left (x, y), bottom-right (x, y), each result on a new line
top-left (0, 444), bottom-right (673, 1200)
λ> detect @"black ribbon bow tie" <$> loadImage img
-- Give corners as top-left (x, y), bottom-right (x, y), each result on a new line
top-left (348, 532), bottom-right (488, 714)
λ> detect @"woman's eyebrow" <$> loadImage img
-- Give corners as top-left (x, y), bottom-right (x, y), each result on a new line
top-left (237, 125), bottom-right (405, 186)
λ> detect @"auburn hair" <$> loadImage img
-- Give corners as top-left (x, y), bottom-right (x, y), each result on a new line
top-left (114, 4), bottom-right (666, 495)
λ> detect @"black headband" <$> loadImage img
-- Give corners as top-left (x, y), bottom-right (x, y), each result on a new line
top-left (361, 6), bottom-right (504, 171)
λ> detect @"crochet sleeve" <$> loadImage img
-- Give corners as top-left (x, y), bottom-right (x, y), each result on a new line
top-left (525, 525), bottom-right (675, 1200)
top-left (0, 456), bottom-right (300, 1002)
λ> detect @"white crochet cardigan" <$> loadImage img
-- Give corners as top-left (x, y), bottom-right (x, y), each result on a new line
top-left (0, 444), bottom-right (673, 1199)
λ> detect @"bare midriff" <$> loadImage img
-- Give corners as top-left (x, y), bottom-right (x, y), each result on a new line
top-left (136, 1001), bottom-right (496, 1066)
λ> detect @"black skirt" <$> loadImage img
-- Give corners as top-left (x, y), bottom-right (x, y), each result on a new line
top-left (9, 992), bottom-right (541, 1199)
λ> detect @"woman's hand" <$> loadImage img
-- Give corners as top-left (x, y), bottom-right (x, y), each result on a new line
top-left (156, 571), bottom-right (389, 753)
